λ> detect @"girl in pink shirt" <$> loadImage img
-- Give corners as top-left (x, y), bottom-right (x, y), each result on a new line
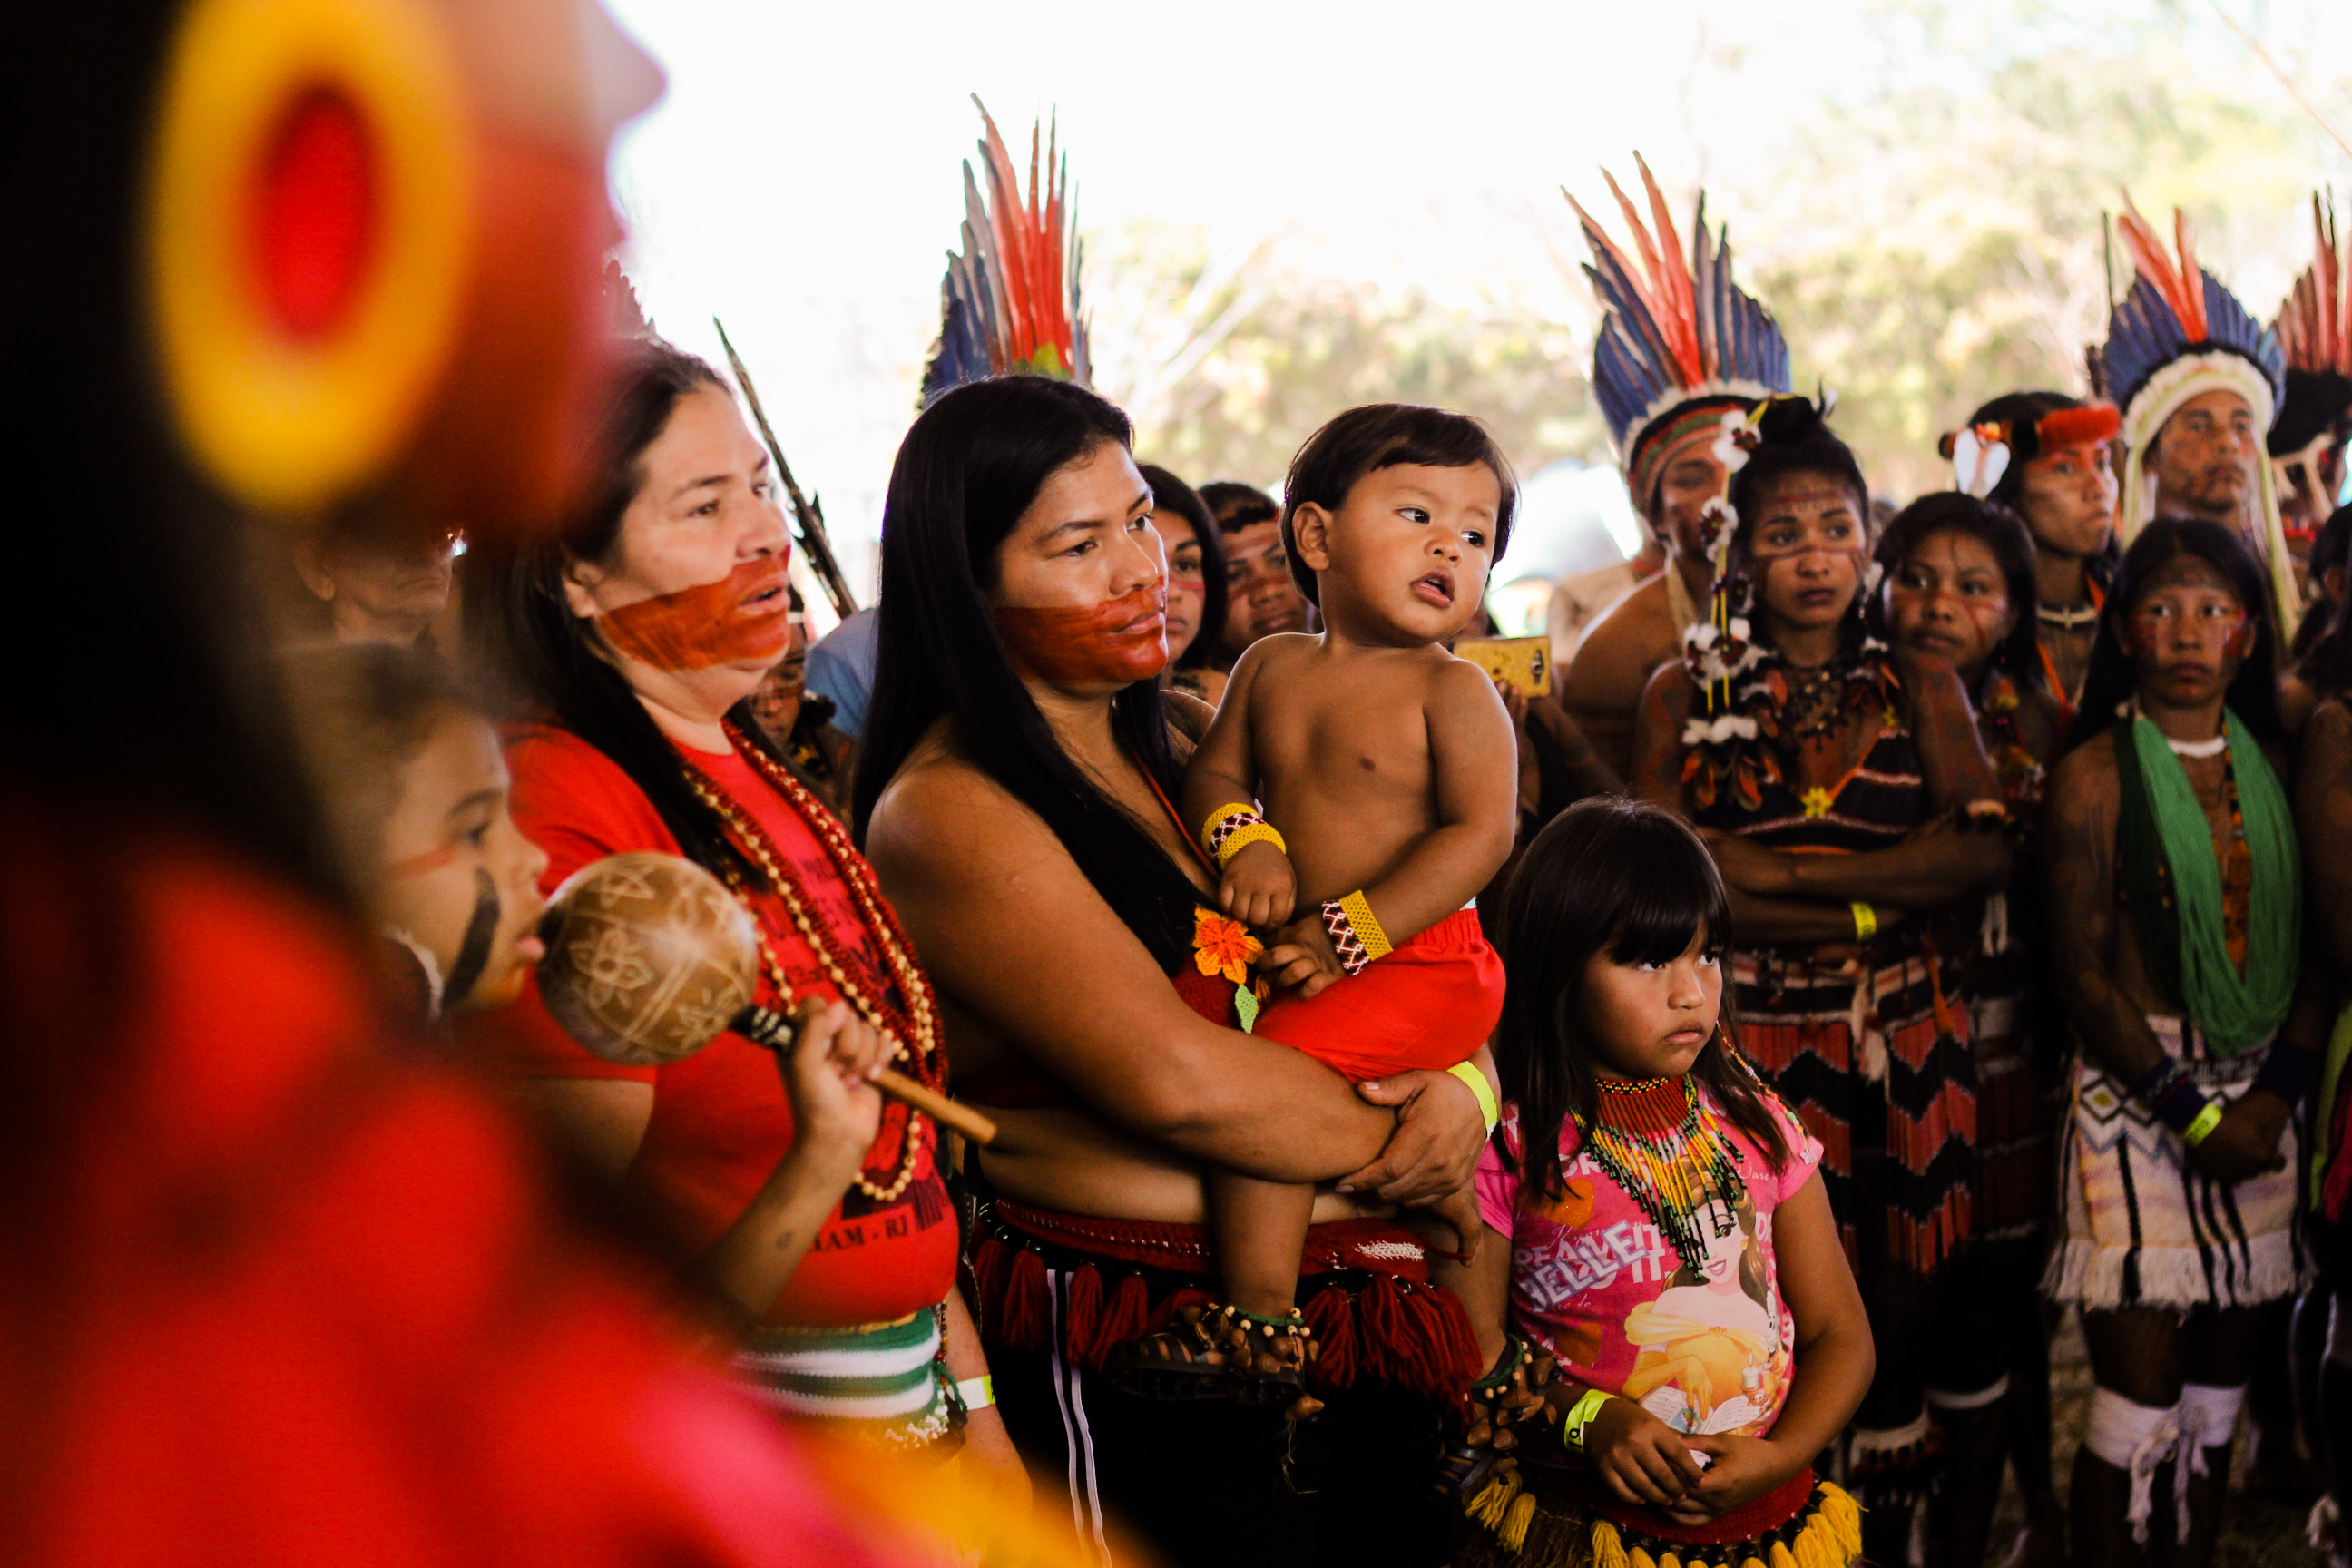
top-left (1436, 799), bottom-right (1874, 1567)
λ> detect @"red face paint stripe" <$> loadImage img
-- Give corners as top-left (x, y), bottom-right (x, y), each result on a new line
top-left (600, 554), bottom-right (794, 671)
top-left (995, 583), bottom-right (1170, 685)
top-left (387, 841), bottom-right (460, 880)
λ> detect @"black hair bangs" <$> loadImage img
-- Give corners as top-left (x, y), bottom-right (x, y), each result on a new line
top-left (1603, 817), bottom-right (1731, 968)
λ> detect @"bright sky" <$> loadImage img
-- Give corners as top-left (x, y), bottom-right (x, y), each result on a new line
top-left (603, 0), bottom-right (2352, 606)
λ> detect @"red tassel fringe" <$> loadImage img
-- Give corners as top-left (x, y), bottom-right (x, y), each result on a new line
top-left (1000, 1246), bottom-right (1051, 1354)
top-left (1302, 1284), bottom-right (1356, 1388)
top-left (1063, 1263), bottom-right (1103, 1360)
top-left (1086, 1272), bottom-right (1152, 1369)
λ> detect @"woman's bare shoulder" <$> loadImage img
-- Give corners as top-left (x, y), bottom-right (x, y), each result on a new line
top-left (1161, 687), bottom-right (1216, 747)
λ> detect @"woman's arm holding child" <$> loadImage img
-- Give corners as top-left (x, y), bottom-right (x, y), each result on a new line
top-left (1668, 1171), bottom-right (1871, 1523)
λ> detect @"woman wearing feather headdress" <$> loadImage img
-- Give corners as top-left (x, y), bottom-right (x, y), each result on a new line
top-left (1557, 159), bottom-right (1794, 780)
top-left (1628, 395), bottom-right (2014, 1563)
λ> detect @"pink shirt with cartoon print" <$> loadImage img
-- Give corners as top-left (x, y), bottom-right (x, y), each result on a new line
top-left (1475, 1081), bottom-right (1823, 1438)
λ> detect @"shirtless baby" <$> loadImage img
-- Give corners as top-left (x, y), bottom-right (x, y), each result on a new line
top-left (1113, 404), bottom-right (1519, 1404)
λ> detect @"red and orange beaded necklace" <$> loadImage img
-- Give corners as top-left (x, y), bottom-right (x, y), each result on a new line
top-left (1574, 1073), bottom-right (1750, 1272)
top-left (676, 722), bottom-right (945, 1202)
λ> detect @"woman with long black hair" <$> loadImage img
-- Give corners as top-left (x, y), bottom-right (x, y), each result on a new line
top-left (1629, 396), bottom-right (2011, 1561)
top-left (2042, 517), bottom-right (2330, 1568)
top-left (1871, 493), bottom-right (2066, 1568)
top-left (856, 375), bottom-right (1493, 1568)
top-left (1136, 463), bottom-right (1231, 705)
top-left (460, 340), bottom-right (1019, 1488)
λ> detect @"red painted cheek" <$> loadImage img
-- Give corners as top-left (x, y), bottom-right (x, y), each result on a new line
top-left (599, 554), bottom-right (794, 671)
top-left (2222, 619), bottom-right (2255, 658)
top-left (995, 584), bottom-right (1170, 685)
top-left (387, 842), bottom-right (460, 880)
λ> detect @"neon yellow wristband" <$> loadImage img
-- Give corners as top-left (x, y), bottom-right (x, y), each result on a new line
top-left (1850, 901), bottom-right (1878, 942)
top-left (2182, 1102), bottom-right (2226, 1148)
top-left (1562, 1387), bottom-right (1614, 1453)
top-left (1448, 1061), bottom-right (1501, 1134)
top-left (953, 1374), bottom-right (995, 1413)
top-left (1216, 820), bottom-right (1288, 867)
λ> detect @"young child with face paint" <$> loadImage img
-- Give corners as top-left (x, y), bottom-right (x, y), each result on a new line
top-left (1123, 405), bottom-right (1518, 1405)
top-left (284, 643), bottom-right (551, 1023)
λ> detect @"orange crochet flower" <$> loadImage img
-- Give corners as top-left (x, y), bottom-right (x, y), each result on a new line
top-left (1192, 906), bottom-right (1261, 985)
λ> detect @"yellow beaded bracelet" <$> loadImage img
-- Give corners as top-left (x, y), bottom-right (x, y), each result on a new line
top-left (1200, 801), bottom-right (1259, 857)
top-left (1217, 821), bottom-right (1288, 867)
top-left (2182, 1101), bottom-right (2226, 1148)
top-left (1850, 901), bottom-right (1878, 942)
top-left (1336, 889), bottom-right (1393, 963)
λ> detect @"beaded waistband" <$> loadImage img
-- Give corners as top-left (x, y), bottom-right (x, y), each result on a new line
top-left (992, 1199), bottom-right (1431, 1282)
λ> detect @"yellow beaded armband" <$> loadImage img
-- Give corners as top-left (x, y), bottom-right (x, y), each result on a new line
top-left (2182, 1101), bottom-right (2226, 1148)
top-left (1850, 901), bottom-right (1878, 942)
top-left (1321, 889), bottom-right (1394, 976)
top-left (1201, 801), bottom-right (1288, 865)
top-left (1217, 821), bottom-right (1288, 867)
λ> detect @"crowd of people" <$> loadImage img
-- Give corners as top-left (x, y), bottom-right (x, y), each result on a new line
top-left (24, 4), bottom-right (2352, 1566)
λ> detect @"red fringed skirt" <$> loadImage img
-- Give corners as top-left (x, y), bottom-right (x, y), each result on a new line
top-left (965, 1197), bottom-right (1485, 1403)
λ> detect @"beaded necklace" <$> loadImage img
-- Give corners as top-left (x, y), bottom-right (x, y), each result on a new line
top-left (679, 723), bottom-right (945, 1200)
top-left (1573, 1073), bottom-right (1749, 1273)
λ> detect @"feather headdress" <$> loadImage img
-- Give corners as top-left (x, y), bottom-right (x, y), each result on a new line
top-left (2103, 198), bottom-right (2297, 638)
top-left (1568, 155), bottom-right (1789, 511)
top-left (2269, 192), bottom-right (2352, 460)
top-left (920, 97), bottom-right (1090, 408)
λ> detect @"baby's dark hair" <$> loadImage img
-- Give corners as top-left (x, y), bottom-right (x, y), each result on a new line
top-left (280, 642), bottom-right (493, 884)
top-left (1278, 404), bottom-right (1517, 603)
top-left (1495, 797), bottom-right (1790, 1203)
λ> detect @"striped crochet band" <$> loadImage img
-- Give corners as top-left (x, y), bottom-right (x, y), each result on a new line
top-left (731, 1310), bottom-right (953, 1446)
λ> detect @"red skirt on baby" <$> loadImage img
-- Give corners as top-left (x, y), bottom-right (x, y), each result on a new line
top-left (1252, 906), bottom-right (1504, 1081)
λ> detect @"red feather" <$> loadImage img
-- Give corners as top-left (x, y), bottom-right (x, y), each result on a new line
top-left (2117, 195), bottom-right (2207, 342)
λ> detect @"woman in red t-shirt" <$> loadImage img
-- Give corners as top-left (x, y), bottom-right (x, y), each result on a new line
top-left (460, 343), bottom-right (1015, 1494)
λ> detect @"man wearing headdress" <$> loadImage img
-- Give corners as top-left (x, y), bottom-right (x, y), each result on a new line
top-left (1558, 158), bottom-right (1793, 779)
top-left (2270, 195), bottom-right (2352, 620)
top-left (2104, 201), bottom-right (2300, 645)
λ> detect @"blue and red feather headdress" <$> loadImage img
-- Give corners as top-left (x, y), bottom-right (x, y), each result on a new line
top-left (1568, 156), bottom-right (1789, 510)
top-left (921, 97), bottom-right (1090, 408)
top-left (2102, 198), bottom-right (2297, 637)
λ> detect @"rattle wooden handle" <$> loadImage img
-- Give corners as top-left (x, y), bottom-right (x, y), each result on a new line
top-left (876, 1067), bottom-right (997, 1146)
top-left (734, 1005), bottom-right (995, 1145)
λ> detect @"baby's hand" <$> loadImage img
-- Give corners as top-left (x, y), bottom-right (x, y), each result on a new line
top-left (1220, 840), bottom-right (1297, 928)
top-left (1258, 910), bottom-right (1346, 1001)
